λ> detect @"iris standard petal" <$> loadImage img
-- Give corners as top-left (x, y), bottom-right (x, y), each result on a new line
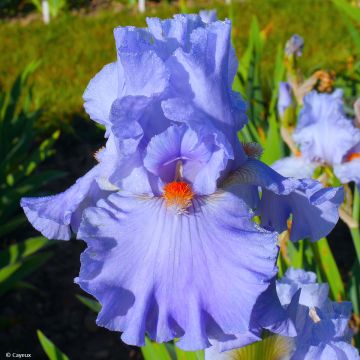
top-left (76, 190), bottom-right (278, 350)
top-left (146, 14), bottom-right (204, 52)
top-left (199, 10), bottom-right (217, 24)
top-left (164, 20), bottom-right (247, 134)
top-left (114, 34), bottom-right (169, 98)
top-left (21, 166), bottom-right (104, 240)
top-left (144, 124), bottom-right (232, 195)
top-left (83, 62), bottom-right (118, 130)
top-left (272, 156), bottom-right (316, 179)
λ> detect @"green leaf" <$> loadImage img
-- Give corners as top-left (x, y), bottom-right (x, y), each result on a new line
top-left (0, 236), bottom-right (52, 267)
top-left (351, 188), bottom-right (360, 262)
top-left (287, 241), bottom-right (304, 269)
top-left (76, 295), bottom-right (101, 313)
top-left (37, 330), bottom-right (70, 360)
top-left (141, 337), bottom-right (172, 360)
top-left (175, 347), bottom-right (204, 360)
top-left (332, 0), bottom-right (360, 53)
top-left (261, 112), bottom-right (283, 165)
top-left (311, 238), bottom-right (345, 301)
top-left (16, 130), bottom-right (60, 180)
top-left (332, 0), bottom-right (360, 23)
top-left (350, 261), bottom-right (360, 314)
top-left (235, 17), bottom-right (265, 128)
top-left (349, 260), bottom-right (360, 347)
top-left (261, 45), bottom-right (285, 165)
top-left (0, 251), bottom-right (52, 296)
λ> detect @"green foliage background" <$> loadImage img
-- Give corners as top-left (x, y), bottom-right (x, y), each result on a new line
top-left (0, 0), bottom-right (355, 125)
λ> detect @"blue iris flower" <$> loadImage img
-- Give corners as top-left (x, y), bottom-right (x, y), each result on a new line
top-left (278, 268), bottom-right (359, 359)
top-left (206, 268), bottom-right (359, 359)
top-left (21, 14), bottom-right (343, 350)
top-left (273, 89), bottom-right (360, 190)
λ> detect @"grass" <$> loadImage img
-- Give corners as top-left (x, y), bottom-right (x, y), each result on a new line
top-left (0, 0), bottom-right (356, 125)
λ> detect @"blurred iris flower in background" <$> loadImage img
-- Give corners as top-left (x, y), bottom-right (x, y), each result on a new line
top-left (273, 89), bottom-right (360, 190)
top-left (21, 14), bottom-right (343, 350)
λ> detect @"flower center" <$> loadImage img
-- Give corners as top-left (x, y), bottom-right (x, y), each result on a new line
top-left (163, 181), bottom-right (194, 214)
top-left (346, 153), bottom-right (360, 162)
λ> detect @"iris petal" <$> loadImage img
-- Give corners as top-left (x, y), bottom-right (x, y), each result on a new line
top-left (83, 62), bottom-right (118, 130)
top-left (21, 166), bottom-right (105, 240)
top-left (334, 159), bottom-right (360, 190)
top-left (272, 156), bottom-right (316, 179)
top-left (225, 159), bottom-right (343, 242)
top-left (294, 90), bottom-right (360, 165)
top-left (76, 190), bottom-right (278, 350)
top-left (144, 124), bottom-right (232, 194)
top-left (258, 179), bottom-right (343, 242)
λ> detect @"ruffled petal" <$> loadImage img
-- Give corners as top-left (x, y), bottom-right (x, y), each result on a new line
top-left (258, 178), bottom-right (343, 242)
top-left (331, 341), bottom-right (360, 360)
top-left (199, 10), bottom-right (217, 24)
top-left (292, 342), bottom-right (359, 360)
top-left (21, 166), bottom-right (104, 240)
top-left (249, 280), bottom-right (296, 336)
top-left (146, 14), bottom-right (204, 51)
top-left (276, 270), bottom-right (359, 360)
top-left (211, 280), bottom-right (296, 353)
top-left (276, 268), bottom-right (329, 308)
top-left (76, 190), bottom-right (278, 350)
top-left (334, 158), bottom-right (360, 187)
top-left (83, 62), bottom-right (118, 129)
top-left (162, 19), bottom-right (247, 137)
top-left (227, 159), bottom-right (343, 242)
top-left (113, 27), bottom-right (169, 97)
top-left (272, 156), bottom-right (316, 179)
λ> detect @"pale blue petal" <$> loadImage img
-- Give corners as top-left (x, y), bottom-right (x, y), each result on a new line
top-left (21, 166), bottom-right (104, 240)
top-left (272, 156), bottom-right (316, 179)
top-left (277, 268), bottom-right (329, 308)
top-left (228, 159), bottom-right (343, 242)
top-left (294, 90), bottom-right (360, 165)
top-left (144, 124), bottom-right (232, 194)
top-left (83, 62), bottom-right (118, 130)
top-left (258, 179), bottom-right (343, 242)
top-left (199, 10), bottom-right (217, 24)
top-left (334, 158), bottom-right (360, 186)
top-left (76, 190), bottom-right (278, 350)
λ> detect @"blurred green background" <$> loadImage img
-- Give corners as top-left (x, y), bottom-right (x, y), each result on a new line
top-left (0, 0), bottom-right (355, 126)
